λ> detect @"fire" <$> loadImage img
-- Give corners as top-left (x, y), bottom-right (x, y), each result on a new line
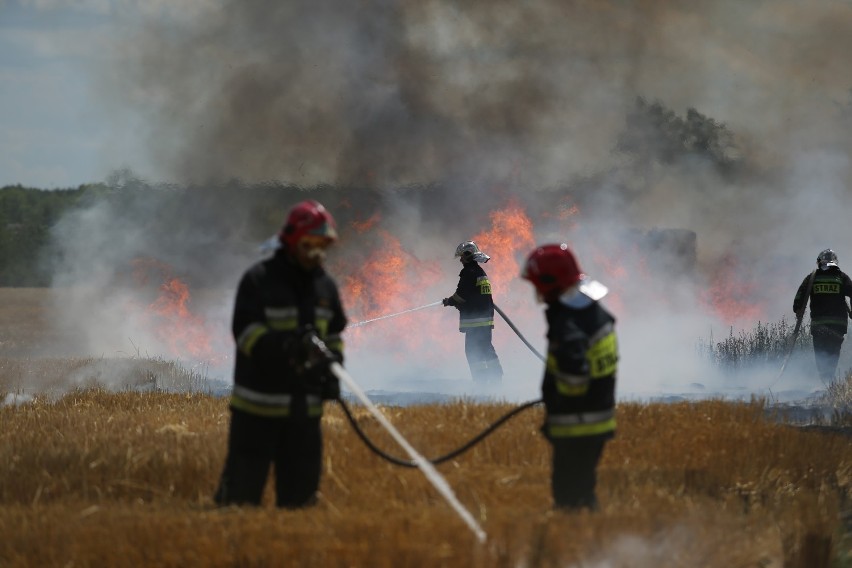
top-left (126, 258), bottom-right (224, 362)
top-left (341, 229), bottom-right (443, 320)
top-left (472, 199), bottom-right (536, 297)
top-left (334, 201), bottom-right (540, 367)
top-left (699, 253), bottom-right (764, 324)
top-left (351, 212), bottom-right (381, 233)
top-left (558, 203), bottom-right (580, 221)
top-left (144, 278), bottom-right (217, 360)
top-left (335, 229), bottom-right (447, 358)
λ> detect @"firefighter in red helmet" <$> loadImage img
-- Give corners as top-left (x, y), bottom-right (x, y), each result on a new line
top-left (214, 199), bottom-right (347, 508)
top-left (521, 243), bottom-right (618, 511)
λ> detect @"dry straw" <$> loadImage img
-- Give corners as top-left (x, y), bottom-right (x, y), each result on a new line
top-left (0, 390), bottom-right (849, 567)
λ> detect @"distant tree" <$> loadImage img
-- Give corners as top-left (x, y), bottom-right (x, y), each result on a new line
top-left (616, 97), bottom-right (740, 172)
top-left (0, 184), bottom-right (94, 286)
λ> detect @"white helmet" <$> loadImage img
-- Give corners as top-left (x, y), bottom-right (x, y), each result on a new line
top-left (454, 241), bottom-right (490, 263)
top-left (817, 249), bottom-right (839, 270)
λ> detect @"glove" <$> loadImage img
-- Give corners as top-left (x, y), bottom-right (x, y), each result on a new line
top-left (307, 349), bottom-right (342, 400)
top-left (442, 297), bottom-right (453, 307)
top-left (280, 326), bottom-right (323, 373)
top-left (300, 328), bottom-right (342, 400)
top-left (318, 371), bottom-right (341, 400)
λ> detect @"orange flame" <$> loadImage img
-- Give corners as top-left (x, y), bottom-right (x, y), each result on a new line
top-left (352, 212), bottom-right (381, 233)
top-left (126, 258), bottom-right (224, 362)
top-left (336, 229), bottom-right (447, 358)
top-left (699, 253), bottom-right (764, 324)
top-left (472, 200), bottom-right (536, 296)
top-left (146, 278), bottom-right (218, 360)
top-left (341, 229), bottom-right (442, 320)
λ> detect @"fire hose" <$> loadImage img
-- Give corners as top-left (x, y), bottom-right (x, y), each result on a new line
top-left (768, 269), bottom-right (816, 395)
top-left (349, 301), bottom-right (443, 328)
top-left (351, 300), bottom-right (546, 363)
top-left (306, 335), bottom-right (488, 543)
top-left (336, 397), bottom-right (542, 468)
top-left (341, 302), bottom-right (546, 466)
top-left (493, 303), bottom-right (546, 362)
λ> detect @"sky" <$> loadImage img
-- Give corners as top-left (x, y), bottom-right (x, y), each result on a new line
top-left (2, 0), bottom-right (852, 402)
top-left (1, 1), bottom-right (100, 188)
top-left (0, 0), bottom-right (205, 188)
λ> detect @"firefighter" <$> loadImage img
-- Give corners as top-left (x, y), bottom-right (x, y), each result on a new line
top-left (793, 249), bottom-right (852, 382)
top-left (521, 243), bottom-right (617, 511)
top-left (214, 199), bottom-right (347, 509)
top-left (442, 241), bottom-right (503, 384)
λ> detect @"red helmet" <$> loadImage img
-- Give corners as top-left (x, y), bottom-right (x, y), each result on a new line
top-left (521, 243), bottom-right (584, 302)
top-left (278, 200), bottom-right (338, 249)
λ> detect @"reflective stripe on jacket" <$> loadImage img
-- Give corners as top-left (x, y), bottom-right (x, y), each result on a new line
top-left (230, 385), bottom-right (323, 418)
top-left (451, 262), bottom-right (495, 332)
top-left (230, 249), bottom-right (347, 418)
top-left (542, 301), bottom-right (617, 440)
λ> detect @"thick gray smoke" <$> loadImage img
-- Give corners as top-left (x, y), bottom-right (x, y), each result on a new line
top-left (43, 0), bottom-right (852, 401)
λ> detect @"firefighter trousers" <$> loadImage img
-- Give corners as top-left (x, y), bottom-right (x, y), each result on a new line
top-left (549, 436), bottom-right (608, 511)
top-left (463, 326), bottom-right (503, 384)
top-left (214, 408), bottom-right (322, 508)
top-left (811, 325), bottom-right (846, 382)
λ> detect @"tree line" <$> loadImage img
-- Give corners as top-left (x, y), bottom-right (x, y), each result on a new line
top-left (1, 98), bottom-right (748, 287)
top-left (0, 184), bottom-right (104, 286)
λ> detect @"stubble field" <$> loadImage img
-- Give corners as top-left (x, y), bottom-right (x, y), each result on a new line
top-left (0, 288), bottom-right (850, 567)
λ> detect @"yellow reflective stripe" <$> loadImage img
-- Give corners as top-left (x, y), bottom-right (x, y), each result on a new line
top-left (237, 323), bottom-right (269, 357)
top-left (812, 317), bottom-right (848, 325)
top-left (555, 381), bottom-right (589, 396)
top-left (263, 306), bottom-right (336, 333)
top-left (269, 319), bottom-right (298, 331)
top-left (548, 417), bottom-right (616, 438)
top-left (460, 321), bottom-right (495, 329)
top-left (549, 409), bottom-right (614, 425)
top-left (232, 384), bottom-right (291, 405)
top-left (229, 393), bottom-right (324, 418)
top-left (266, 307), bottom-right (298, 319)
top-left (460, 315), bottom-right (494, 330)
top-left (588, 331), bottom-right (618, 379)
top-left (265, 306), bottom-right (298, 331)
top-left (547, 353), bottom-right (589, 395)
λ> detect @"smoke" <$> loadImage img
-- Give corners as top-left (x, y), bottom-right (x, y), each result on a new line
top-left (33, 0), bottom-right (852, 401)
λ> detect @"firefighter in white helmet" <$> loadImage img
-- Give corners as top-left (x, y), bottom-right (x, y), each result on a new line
top-left (793, 249), bottom-right (852, 382)
top-left (442, 241), bottom-right (503, 384)
top-left (521, 243), bottom-right (618, 511)
top-left (214, 199), bottom-right (347, 509)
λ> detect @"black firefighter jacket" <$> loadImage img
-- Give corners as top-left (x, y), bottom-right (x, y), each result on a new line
top-left (541, 300), bottom-right (617, 440)
top-left (229, 249), bottom-right (347, 419)
top-left (447, 262), bottom-right (495, 332)
top-left (793, 266), bottom-right (852, 330)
